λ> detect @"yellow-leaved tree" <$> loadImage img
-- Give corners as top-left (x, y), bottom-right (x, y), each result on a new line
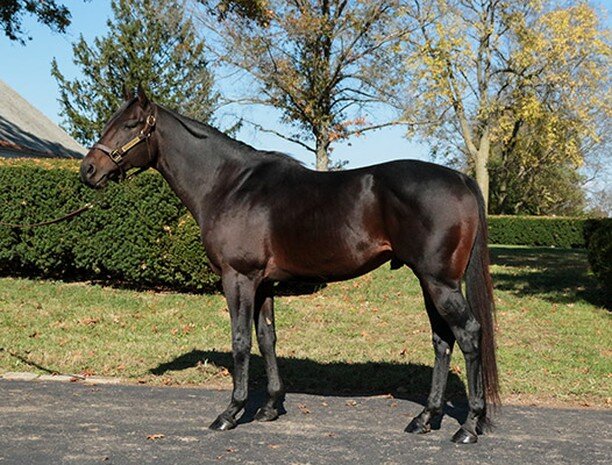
top-left (395, 0), bottom-right (610, 212)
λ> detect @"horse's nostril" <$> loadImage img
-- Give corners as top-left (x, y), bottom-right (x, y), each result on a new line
top-left (87, 164), bottom-right (95, 176)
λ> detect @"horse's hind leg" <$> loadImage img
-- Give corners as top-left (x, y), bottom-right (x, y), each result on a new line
top-left (420, 276), bottom-right (485, 444)
top-left (406, 284), bottom-right (456, 434)
top-left (253, 282), bottom-right (284, 422)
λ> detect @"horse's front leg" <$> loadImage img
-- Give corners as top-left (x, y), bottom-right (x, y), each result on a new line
top-left (209, 270), bottom-right (259, 431)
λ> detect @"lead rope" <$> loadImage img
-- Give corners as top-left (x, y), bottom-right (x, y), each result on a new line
top-left (0, 202), bottom-right (95, 229)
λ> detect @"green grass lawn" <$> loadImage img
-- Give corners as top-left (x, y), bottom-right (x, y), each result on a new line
top-left (0, 246), bottom-right (609, 407)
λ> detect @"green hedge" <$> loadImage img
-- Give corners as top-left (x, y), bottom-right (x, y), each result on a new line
top-left (0, 160), bottom-right (218, 292)
top-left (488, 215), bottom-right (587, 248)
top-left (0, 160), bottom-right (608, 293)
top-left (584, 218), bottom-right (612, 293)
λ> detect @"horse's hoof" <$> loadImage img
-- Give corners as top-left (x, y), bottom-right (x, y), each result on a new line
top-left (255, 406), bottom-right (279, 422)
top-left (451, 427), bottom-right (478, 444)
top-left (405, 417), bottom-right (431, 434)
top-left (209, 415), bottom-right (237, 431)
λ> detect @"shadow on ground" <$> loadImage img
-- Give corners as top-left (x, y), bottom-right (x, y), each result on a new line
top-left (490, 246), bottom-right (608, 309)
top-left (149, 349), bottom-right (469, 425)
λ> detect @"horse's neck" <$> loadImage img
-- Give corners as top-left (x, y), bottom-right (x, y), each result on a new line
top-left (153, 110), bottom-right (248, 225)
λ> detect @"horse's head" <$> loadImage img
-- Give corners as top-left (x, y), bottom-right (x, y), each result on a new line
top-left (80, 84), bottom-right (157, 189)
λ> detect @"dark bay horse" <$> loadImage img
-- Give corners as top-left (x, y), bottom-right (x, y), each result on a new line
top-left (80, 86), bottom-right (499, 444)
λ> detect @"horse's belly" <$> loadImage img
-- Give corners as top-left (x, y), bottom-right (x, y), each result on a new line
top-left (265, 241), bottom-right (393, 282)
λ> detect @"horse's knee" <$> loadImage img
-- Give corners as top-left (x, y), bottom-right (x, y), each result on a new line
top-left (232, 333), bottom-right (251, 360)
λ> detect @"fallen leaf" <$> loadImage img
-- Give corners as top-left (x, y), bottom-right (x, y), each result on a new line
top-left (146, 433), bottom-right (165, 440)
top-left (298, 404), bottom-right (311, 414)
top-left (182, 323), bottom-right (195, 334)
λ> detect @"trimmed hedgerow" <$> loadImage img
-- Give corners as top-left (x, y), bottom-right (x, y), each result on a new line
top-left (0, 159), bottom-right (218, 292)
top-left (487, 215), bottom-right (586, 248)
top-left (583, 218), bottom-right (612, 293)
top-left (1, 160), bottom-right (607, 293)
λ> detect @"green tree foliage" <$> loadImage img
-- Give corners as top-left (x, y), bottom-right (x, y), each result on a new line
top-left (196, 0), bottom-right (403, 170)
top-left (52, 0), bottom-right (217, 146)
top-left (0, 0), bottom-right (71, 43)
top-left (489, 153), bottom-right (586, 216)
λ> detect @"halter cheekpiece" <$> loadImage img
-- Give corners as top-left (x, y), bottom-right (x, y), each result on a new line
top-left (92, 113), bottom-right (157, 167)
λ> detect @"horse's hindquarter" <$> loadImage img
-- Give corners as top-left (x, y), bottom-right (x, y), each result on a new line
top-left (266, 168), bottom-right (393, 282)
top-left (375, 161), bottom-right (480, 281)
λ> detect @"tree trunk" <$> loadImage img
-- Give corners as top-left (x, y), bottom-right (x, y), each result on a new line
top-left (315, 127), bottom-right (330, 171)
top-left (454, 103), bottom-right (491, 212)
top-left (474, 126), bottom-right (491, 212)
top-left (474, 148), bottom-right (490, 213)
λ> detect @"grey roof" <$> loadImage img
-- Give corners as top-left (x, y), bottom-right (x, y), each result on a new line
top-left (0, 79), bottom-right (86, 159)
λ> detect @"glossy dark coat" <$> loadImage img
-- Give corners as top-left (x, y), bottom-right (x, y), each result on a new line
top-left (81, 88), bottom-right (499, 444)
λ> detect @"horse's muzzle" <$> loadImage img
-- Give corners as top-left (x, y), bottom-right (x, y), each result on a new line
top-left (80, 159), bottom-right (96, 184)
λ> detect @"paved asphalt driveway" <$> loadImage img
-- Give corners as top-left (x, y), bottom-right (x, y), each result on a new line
top-left (0, 379), bottom-right (610, 465)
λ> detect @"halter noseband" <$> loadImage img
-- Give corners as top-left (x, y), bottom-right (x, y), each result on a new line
top-left (91, 113), bottom-right (157, 173)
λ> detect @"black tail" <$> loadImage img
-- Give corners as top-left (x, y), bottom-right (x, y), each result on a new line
top-left (465, 181), bottom-right (500, 413)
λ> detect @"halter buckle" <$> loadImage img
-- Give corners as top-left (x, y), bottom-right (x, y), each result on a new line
top-left (109, 149), bottom-right (124, 164)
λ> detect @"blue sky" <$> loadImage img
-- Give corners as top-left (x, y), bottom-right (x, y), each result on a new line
top-left (0, 1), bottom-right (429, 169)
top-left (0, 1), bottom-right (610, 173)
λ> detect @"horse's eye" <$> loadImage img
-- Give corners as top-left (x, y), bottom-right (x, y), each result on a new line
top-left (123, 120), bottom-right (139, 129)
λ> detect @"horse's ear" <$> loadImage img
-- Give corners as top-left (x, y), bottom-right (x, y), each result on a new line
top-left (137, 83), bottom-right (150, 109)
top-left (122, 83), bottom-right (133, 101)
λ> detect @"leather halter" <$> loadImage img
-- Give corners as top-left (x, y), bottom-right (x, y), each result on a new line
top-left (91, 114), bottom-right (157, 173)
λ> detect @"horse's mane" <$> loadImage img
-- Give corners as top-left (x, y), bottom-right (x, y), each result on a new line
top-left (163, 106), bottom-right (303, 167)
